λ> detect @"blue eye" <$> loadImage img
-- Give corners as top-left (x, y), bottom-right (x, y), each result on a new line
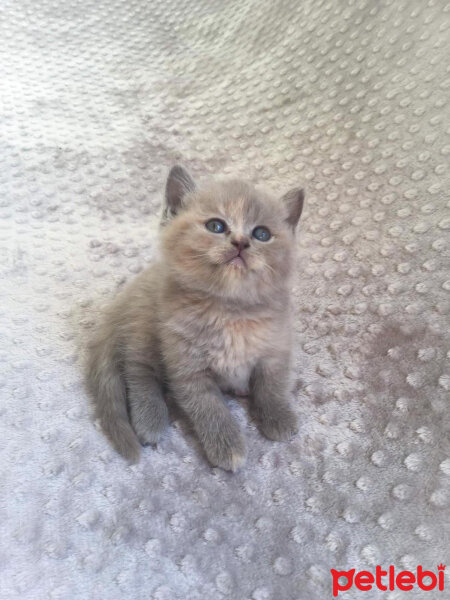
top-left (252, 226), bottom-right (271, 242)
top-left (205, 219), bottom-right (226, 233)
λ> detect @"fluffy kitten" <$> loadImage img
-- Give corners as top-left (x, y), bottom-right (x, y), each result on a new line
top-left (86, 166), bottom-right (304, 471)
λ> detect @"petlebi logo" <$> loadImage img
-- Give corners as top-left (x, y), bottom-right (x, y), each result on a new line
top-left (331, 564), bottom-right (445, 597)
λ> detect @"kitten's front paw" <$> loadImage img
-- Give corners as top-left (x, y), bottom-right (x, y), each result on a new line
top-left (130, 399), bottom-right (169, 447)
top-left (257, 405), bottom-right (298, 442)
top-left (203, 423), bottom-right (247, 472)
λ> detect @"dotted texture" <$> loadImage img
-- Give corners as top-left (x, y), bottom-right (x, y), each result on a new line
top-left (1, 0), bottom-right (450, 599)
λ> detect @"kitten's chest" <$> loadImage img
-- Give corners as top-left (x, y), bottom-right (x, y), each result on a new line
top-left (206, 317), bottom-right (273, 393)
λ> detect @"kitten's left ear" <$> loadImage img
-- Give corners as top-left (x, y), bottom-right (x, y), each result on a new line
top-left (163, 165), bottom-right (196, 222)
top-left (281, 187), bottom-right (305, 231)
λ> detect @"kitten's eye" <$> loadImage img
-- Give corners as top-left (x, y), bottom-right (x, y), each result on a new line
top-left (252, 226), bottom-right (271, 242)
top-left (205, 219), bottom-right (226, 234)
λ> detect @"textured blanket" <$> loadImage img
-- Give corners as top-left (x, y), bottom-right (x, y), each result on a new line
top-left (1, 0), bottom-right (449, 598)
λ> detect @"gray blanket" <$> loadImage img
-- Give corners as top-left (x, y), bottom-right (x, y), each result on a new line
top-left (1, 0), bottom-right (449, 598)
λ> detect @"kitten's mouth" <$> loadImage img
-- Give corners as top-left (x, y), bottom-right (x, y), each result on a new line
top-left (226, 252), bottom-right (247, 268)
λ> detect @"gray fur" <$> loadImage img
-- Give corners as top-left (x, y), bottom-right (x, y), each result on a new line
top-left (161, 164), bottom-right (196, 225)
top-left (86, 166), bottom-right (304, 470)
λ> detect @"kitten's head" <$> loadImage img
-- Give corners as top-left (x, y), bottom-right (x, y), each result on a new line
top-left (160, 165), bottom-right (304, 304)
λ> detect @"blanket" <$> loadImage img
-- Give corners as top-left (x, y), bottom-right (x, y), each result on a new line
top-left (1, 0), bottom-right (449, 598)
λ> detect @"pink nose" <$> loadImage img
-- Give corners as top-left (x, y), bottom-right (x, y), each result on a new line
top-left (231, 237), bottom-right (250, 252)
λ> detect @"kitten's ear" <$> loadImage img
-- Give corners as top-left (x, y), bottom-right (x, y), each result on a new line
top-left (163, 165), bottom-right (196, 222)
top-left (280, 187), bottom-right (305, 231)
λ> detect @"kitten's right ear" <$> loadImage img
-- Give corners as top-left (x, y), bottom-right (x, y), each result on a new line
top-left (163, 165), bottom-right (196, 223)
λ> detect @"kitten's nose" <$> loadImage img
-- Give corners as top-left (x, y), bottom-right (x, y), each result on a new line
top-left (231, 237), bottom-right (250, 252)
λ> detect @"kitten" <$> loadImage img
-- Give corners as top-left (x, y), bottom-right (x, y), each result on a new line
top-left (86, 166), bottom-right (304, 471)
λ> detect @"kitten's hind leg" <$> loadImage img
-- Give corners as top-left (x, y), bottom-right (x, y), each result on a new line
top-left (126, 362), bottom-right (169, 446)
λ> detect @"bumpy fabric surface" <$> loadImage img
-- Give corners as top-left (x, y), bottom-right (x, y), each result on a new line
top-left (1, 0), bottom-right (450, 598)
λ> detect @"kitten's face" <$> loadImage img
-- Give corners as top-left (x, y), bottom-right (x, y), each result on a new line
top-left (160, 172), bottom-right (304, 304)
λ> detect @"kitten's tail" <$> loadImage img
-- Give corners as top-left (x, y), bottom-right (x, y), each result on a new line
top-left (86, 330), bottom-right (141, 463)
